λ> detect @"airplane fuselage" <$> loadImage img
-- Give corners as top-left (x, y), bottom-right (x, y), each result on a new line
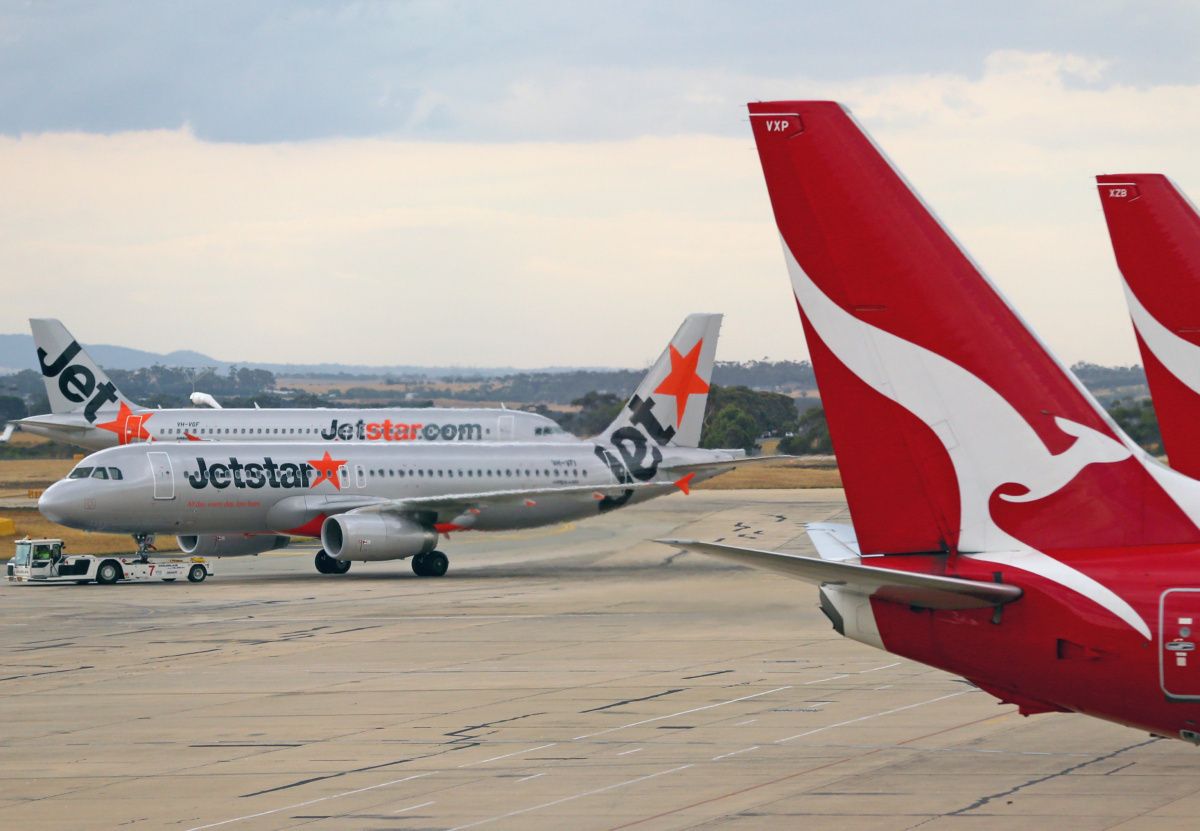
top-left (38, 440), bottom-right (727, 537)
top-left (835, 548), bottom-right (1200, 744)
top-left (14, 406), bottom-right (571, 450)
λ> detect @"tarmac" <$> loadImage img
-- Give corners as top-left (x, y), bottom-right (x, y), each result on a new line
top-left (2, 488), bottom-right (1198, 830)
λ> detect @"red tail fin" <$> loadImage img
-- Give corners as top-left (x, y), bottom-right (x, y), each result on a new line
top-left (1096, 174), bottom-right (1200, 479)
top-left (748, 102), bottom-right (1200, 556)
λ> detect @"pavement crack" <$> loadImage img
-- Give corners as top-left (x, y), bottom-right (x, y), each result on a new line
top-left (582, 688), bottom-right (685, 714)
top-left (946, 736), bottom-right (1160, 816)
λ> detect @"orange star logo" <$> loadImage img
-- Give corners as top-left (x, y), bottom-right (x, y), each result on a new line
top-left (654, 339), bottom-right (710, 427)
top-left (96, 402), bottom-right (152, 444)
top-left (308, 451), bottom-right (347, 490)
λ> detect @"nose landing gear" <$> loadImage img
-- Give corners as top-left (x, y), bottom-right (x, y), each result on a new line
top-left (132, 533), bottom-right (157, 562)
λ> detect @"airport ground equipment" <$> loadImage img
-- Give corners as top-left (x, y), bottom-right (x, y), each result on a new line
top-left (7, 538), bottom-right (211, 584)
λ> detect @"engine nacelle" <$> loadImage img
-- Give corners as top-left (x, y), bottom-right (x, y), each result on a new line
top-left (320, 513), bottom-right (437, 562)
top-left (177, 533), bottom-right (290, 557)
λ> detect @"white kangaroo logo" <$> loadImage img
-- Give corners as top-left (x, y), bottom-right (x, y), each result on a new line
top-left (782, 243), bottom-right (1151, 637)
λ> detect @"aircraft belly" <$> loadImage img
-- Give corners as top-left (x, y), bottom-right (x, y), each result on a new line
top-left (23, 423), bottom-right (110, 450)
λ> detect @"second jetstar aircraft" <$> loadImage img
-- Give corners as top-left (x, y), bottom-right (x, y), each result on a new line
top-left (2, 319), bottom-right (570, 450)
top-left (39, 314), bottom-right (773, 575)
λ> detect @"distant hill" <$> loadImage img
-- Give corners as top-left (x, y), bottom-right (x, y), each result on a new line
top-left (0, 333), bottom-right (218, 373)
top-left (0, 332), bottom-right (613, 378)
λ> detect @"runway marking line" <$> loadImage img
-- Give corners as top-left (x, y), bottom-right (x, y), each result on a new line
top-left (393, 800), bottom-right (435, 814)
top-left (608, 695), bottom-right (995, 831)
top-left (572, 686), bottom-right (792, 740)
top-left (712, 745), bottom-right (759, 761)
top-left (184, 772), bottom-right (434, 831)
top-left (775, 690), bottom-right (971, 744)
top-left (456, 743), bottom-right (557, 768)
top-left (447, 764), bottom-right (694, 831)
top-left (516, 772), bottom-right (546, 783)
top-left (617, 747), bottom-right (643, 756)
top-left (803, 674), bottom-right (848, 685)
top-left (859, 662), bottom-right (901, 673)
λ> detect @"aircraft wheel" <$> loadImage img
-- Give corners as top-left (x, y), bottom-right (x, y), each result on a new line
top-left (96, 560), bottom-right (121, 585)
top-left (187, 564), bottom-right (207, 583)
top-left (411, 552), bottom-right (428, 576)
top-left (423, 551), bottom-right (449, 577)
top-left (330, 558), bottom-right (351, 575)
top-left (314, 550), bottom-right (336, 574)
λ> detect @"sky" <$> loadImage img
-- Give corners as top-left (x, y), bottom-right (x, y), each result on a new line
top-left (3, 1), bottom-right (1200, 369)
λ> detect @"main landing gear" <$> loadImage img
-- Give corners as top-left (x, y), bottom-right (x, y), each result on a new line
top-left (314, 549), bottom-right (351, 575)
top-left (411, 551), bottom-right (449, 577)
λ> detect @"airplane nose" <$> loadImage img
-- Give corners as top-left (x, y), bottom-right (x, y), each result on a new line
top-left (38, 481), bottom-right (77, 526)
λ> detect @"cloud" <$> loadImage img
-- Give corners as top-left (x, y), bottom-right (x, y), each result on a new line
top-left (3, 2), bottom-right (1200, 142)
top-left (2, 50), bottom-right (1200, 368)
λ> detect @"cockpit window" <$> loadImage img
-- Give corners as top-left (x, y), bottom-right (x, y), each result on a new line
top-left (68, 467), bottom-right (93, 480)
top-left (91, 467), bottom-right (109, 480)
top-left (108, 467), bottom-right (123, 480)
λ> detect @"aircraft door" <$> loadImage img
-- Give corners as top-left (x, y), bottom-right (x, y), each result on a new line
top-left (148, 451), bottom-right (175, 500)
top-left (125, 414), bottom-right (145, 443)
top-left (1160, 589), bottom-right (1200, 699)
top-left (498, 415), bottom-right (514, 440)
top-left (355, 464), bottom-right (366, 489)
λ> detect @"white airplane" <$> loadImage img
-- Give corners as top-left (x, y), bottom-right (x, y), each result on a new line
top-left (39, 314), bottom-right (769, 573)
top-left (1, 319), bottom-right (571, 449)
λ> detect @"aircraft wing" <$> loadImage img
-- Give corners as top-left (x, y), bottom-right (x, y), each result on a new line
top-left (656, 539), bottom-right (1022, 610)
top-left (351, 481), bottom-right (672, 520)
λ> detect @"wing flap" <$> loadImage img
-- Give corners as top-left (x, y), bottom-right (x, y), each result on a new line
top-left (657, 539), bottom-right (1021, 610)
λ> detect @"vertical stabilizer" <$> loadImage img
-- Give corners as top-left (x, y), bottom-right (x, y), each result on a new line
top-left (30, 319), bottom-right (133, 420)
top-left (599, 313), bottom-right (721, 449)
top-left (747, 101), bottom-right (1200, 561)
top-left (1096, 174), bottom-right (1200, 479)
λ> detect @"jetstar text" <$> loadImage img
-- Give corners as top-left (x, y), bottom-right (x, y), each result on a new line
top-left (320, 418), bottom-right (483, 442)
top-left (186, 457), bottom-right (313, 490)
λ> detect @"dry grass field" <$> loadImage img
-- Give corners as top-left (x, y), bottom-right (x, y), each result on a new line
top-left (696, 457), bottom-right (842, 490)
top-left (0, 508), bottom-right (177, 556)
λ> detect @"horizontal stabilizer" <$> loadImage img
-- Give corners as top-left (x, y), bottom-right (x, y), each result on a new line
top-left (662, 453), bottom-right (788, 478)
top-left (656, 539), bottom-right (1022, 610)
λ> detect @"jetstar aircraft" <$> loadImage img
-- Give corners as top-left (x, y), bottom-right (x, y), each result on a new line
top-left (40, 314), bottom-right (764, 573)
top-left (1, 319), bottom-right (571, 449)
top-left (664, 101), bottom-right (1200, 744)
top-left (1096, 174), bottom-right (1200, 479)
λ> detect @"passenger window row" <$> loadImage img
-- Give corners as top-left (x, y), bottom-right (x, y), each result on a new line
top-left (362, 468), bottom-right (586, 479)
top-left (160, 427), bottom-right (319, 436)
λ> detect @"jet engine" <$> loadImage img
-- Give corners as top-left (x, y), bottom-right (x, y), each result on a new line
top-left (177, 533), bottom-right (291, 557)
top-left (320, 513), bottom-right (437, 562)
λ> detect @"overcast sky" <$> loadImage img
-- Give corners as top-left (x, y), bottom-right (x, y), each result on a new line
top-left (3, 1), bottom-right (1200, 367)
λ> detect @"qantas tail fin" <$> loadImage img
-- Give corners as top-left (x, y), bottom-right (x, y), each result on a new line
top-left (1095, 174), bottom-right (1200, 479)
top-left (748, 101), bottom-right (1200, 557)
top-left (596, 313), bottom-right (721, 451)
top-left (30, 319), bottom-right (133, 420)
